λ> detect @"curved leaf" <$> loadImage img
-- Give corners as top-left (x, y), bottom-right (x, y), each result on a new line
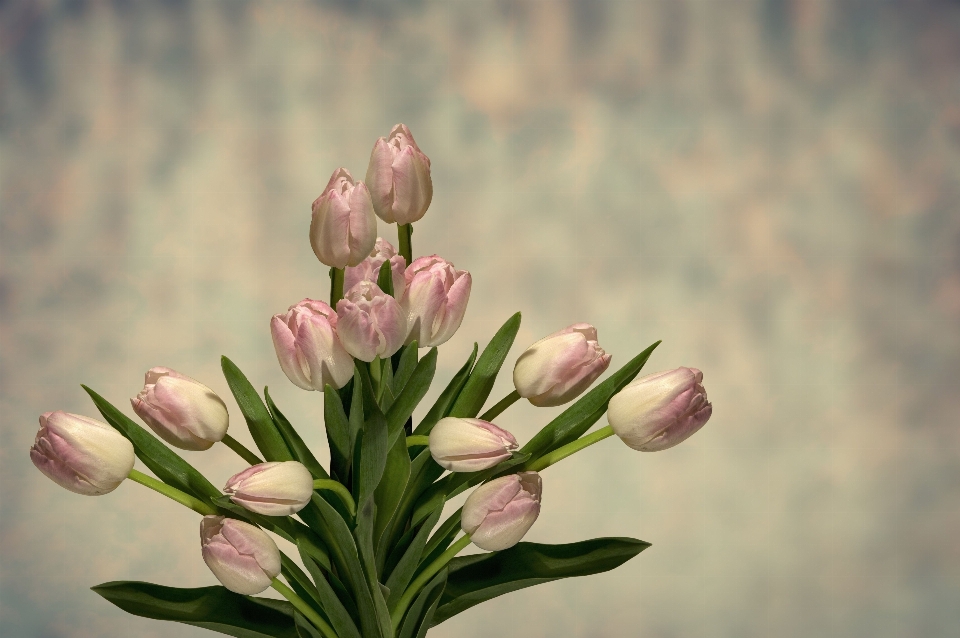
top-left (386, 347), bottom-right (437, 442)
top-left (222, 357), bottom-right (293, 462)
top-left (398, 568), bottom-right (448, 638)
top-left (447, 313), bottom-right (521, 419)
top-left (265, 388), bottom-right (329, 480)
top-left (414, 343), bottom-right (478, 436)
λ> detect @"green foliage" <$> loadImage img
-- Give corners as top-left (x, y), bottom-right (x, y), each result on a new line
top-left (221, 356), bottom-right (293, 462)
top-left (447, 313), bottom-right (521, 419)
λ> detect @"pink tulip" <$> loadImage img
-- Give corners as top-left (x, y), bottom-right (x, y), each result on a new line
top-left (429, 417), bottom-right (518, 472)
top-left (513, 323), bottom-right (612, 407)
top-left (608, 367), bottom-right (713, 452)
top-left (401, 255), bottom-right (472, 348)
top-left (461, 472), bottom-right (542, 551)
top-left (200, 516), bottom-right (281, 595)
top-left (30, 411), bottom-right (135, 496)
top-left (223, 461), bottom-right (314, 516)
top-left (365, 123), bottom-right (433, 225)
top-left (131, 367), bottom-right (229, 451)
top-left (343, 237), bottom-right (406, 297)
top-left (271, 299), bottom-right (355, 391)
top-left (336, 281), bottom-right (407, 362)
top-left (310, 168), bottom-right (377, 268)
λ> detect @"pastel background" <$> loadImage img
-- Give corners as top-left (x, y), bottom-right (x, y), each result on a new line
top-left (2, 1), bottom-right (959, 637)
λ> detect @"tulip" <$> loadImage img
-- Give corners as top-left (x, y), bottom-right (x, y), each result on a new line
top-left (607, 367), bottom-right (713, 452)
top-left (429, 417), bottom-right (518, 472)
top-left (513, 323), bottom-right (612, 407)
top-left (344, 237), bottom-right (406, 297)
top-left (461, 472), bottom-right (542, 551)
top-left (223, 461), bottom-right (314, 516)
top-left (336, 281), bottom-right (407, 362)
top-left (271, 299), bottom-right (355, 391)
top-left (130, 368), bottom-right (229, 451)
top-left (365, 123), bottom-right (433, 225)
top-left (401, 255), bottom-right (471, 348)
top-left (200, 516), bottom-right (281, 595)
top-left (310, 167), bottom-right (377, 268)
top-left (30, 411), bottom-right (135, 496)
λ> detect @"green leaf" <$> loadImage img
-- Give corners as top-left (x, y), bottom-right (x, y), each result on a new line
top-left (294, 614), bottom-right (323, 638)
top-left (374, 435), bottom-right (412, 555)
top-left (398, 568), bottom-right (448, 638)
top-left (358, 413), bottom-right (389, 506)
top-left (432, 537), bottom-right (651, 626)
top-left (377, 260), bottom-right (394, 297)
top-left (280, 553), bottom-right (326, 616)
top-left (323, 385), bottom-right (352, 483)
top-left (265, 388), bottom-right (329, 480)
top-left (82, 386), bottom-right (220, 501)
top-left (93, 581), bottom-right (297, 638)
top-left (447, 313), bottom-right (521, 419)
top-left (384, 504), bottom-right (443, 607)
top-left (222, 357), bottom-right (293, 462)
top-left (354, 497), bottom-right (394, 637)
top-left (391, 343), bottom-right (419, 395)
top-left (386, 347), bottom-right (437, 442)
top-left (376, 448), bottom-right (445, 565)
top-left (413, 343), bottom-right (478, 436)
top-left (378, 359), bottom-right (396, 412)
top-left (520, 341), bottom-right (660, 459)
top-left (297, 541), bottom-right (362, 638)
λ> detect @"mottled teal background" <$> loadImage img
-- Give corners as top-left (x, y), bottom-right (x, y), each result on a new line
top-left (2, 1), bottom-right (960, 637)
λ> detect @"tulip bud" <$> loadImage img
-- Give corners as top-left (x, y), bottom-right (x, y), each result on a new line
top-left (223, 461), bottom-right (314, 516)
top-left (429, 417), bottom-right (519, 472)
top-left (130, 368), bottom-right (229, 451)
top-left (513, 323), bottom-right (612, 407)
top-left (200, 516), bottom-right (281, 595)
top-left (336, 281), bottom-right (407, 362)
top-left (271, 299), bottom-right (355, 391)
top-left (365, 123), bottom-right (433, 225)
top-left (30, 411), bottom-right (135, 496)
top-left (343, 237), bottom-right (406, 297)
top-left (607, 367), bottom-right (713, 452)
top-left (461, 472), bottom-right (542, 551)
top-left (401, 255), bottom-right (472, 348)
top-left (310, 168), bottom-right (377, 268)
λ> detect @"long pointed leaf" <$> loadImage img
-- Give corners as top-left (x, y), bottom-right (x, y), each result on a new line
top-left (384, 504), bottom-right (443, 607)
top-left (374, 435), bottom-right (412, 557)
top-left (222, 357), bottom-right (293, 462)
top-left (323, 386), bottom-right (351, 482)
top-left (265, 388), bottom-right (329, 480)
top-left (386, 347), bottom-right (437, 442)
top-left (398, 568), bottom-right (448, 638)
top-left (413, 343), bottom-right (477, 436)
top-left (447, 313), bottom-right (521, 419)
top-left (297, 540), bottom-right (362, 638)
top-left (391, 342), bottom-right (419, 394)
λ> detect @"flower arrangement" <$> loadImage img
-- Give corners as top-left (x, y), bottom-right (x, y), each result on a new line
top-left (30, 124), bottom-right (713, 638)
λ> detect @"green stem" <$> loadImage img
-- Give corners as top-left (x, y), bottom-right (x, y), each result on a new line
top-left (406, 435), bottom-right (430, 448)
top-left (397, 223), bottom-right (413, 265)
top-left (313, 479), bottom-right (356, 518)
top-left (330, 267), bottom-right (344, 306)
top-left (271, 578), bottom-right (337, 638)
top-left (478, 389), bottom-right (522, 422)
top-left (221, 434), bottom-right (263, 465)
top-left (392, 533), bottom-right (472, 629)
top-left (127, 469), bottom-right (217, 516)
top-left (526, 425), bottom-right (615, 472)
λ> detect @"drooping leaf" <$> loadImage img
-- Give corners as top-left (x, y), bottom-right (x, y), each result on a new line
top-left (297, 540), bottom-right (362, 638)
top-left (386, 347), bottom-right (437, 443)
top-left (413, 343), bottom-right (477, 436)
top-left (432, 537), bottom-right (651, 625)
top-left (265, 387), bottom-right (329, 480)
top-left (398, 568), bottom-right (448, 638)
top-left (93, 581), bottom-right (297, 638)
top-left (82, 386), bottom-right (220, 501)
top-left (447, 312), bottom-right (521, 419)
top-left (323, 385), bottom-right (352, 483)
top-left (221, 356), bottom-right (293, 462)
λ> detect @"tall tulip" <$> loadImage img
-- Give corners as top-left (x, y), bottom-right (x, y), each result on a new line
top-left (461, 472), bottom-right (542, 551)
top-left (429, 417), bottom-right (518, 472)
top-left (223, 461), bottom-right (314, 516)
top-left (310, 167), bottom-right (377, 268)
top-left (513, 323), bottom-right (612, 407)
top-left (344, 237), bottom-right (406, 296)
top-left (365, 123), bottom-right (433, 225)
top-left (401, 255), bottom-right (471, 347)
top-left (336, 281), bottom-right (407, 362)
top-left (271, 299), bottom-right (355, 391)
top-left (131, 368), bottom-right (229, 451)
top-left (200, 516), bottom-right (281, 595)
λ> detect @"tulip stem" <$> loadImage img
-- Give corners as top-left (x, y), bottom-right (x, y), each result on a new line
top-left (271, 578), bottom-right (337, 638)
top-left (398, 223), bottom-right (413, 265)
top-left (221, 434), bottom-right (263, 465)
top-left (313, 479), bottom-right (356, 518)
top-left (127, 469), bottom-right (217, 516)
top-left (526, 425), bottom-right (615, 472)
top-left (392, 533), bottom-right (472, 630)
top-left (405, 435), bottom-right (430, 448)
top-left (329, 267), bottom-right (344, 306)
top-left (479, 389), bottom-right (522, 421)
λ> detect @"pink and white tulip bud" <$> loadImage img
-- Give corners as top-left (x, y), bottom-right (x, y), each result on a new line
top-left (608, 367), bottom-right (713, 452)
top-left (365, 123), bottom-right (433, 225)
top-left (344, 237), bottom-right (406, 296)
top-left (513, 323), bottom-right (612, 407)
top-left (131, 368), bottom-right (229, 451)
top-left (336, 281), bottom-right (407, 362)
top-left (200, 516), bottom-right (281, 595)
top-left (271, 299), bottom-right (355, 391)
top-left (429, 417), bottom-right (519, 472)
top-left (310, 168), bottom-right (377, 268)
top-left (223, 461), bottom-right (314, 516)
top-left (30, 411), bottom-right (135, 496)
top-left (461, 472), bottom-right (542, 551)
top-left (401, 255), bottom-right (472, 348)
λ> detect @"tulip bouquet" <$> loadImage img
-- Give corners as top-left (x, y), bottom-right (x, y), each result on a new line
top-left (30, 124), bottom-right (713, 638)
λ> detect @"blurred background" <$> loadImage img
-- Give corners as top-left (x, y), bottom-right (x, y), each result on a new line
top-left (2, 0), bottom-right (959, 636)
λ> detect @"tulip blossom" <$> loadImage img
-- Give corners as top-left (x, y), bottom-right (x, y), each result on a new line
top-left (30, 411), bottom-right (135, 496)
top-left (461, 472), bottom-right (542, 551)
top-left (608, 367), bottom-right (713, 452)
top-left (130, 367), bottom-right (229, 451)
top-left (365, 123), bottom-right (433, 225)
top-left (223, 461), bottom-right (314, 516)
top-left (200, 516), bottom-right (281, 595)
top-left (309, 167), bottom-right (377, 268)
top-left (271, 299), bottom-right (355, 391)
top-left (344, 237), bottom-right (406, 296)
top-left (336, 281), bottom-right (407, 362)
top-left (513, 323), bottom-right (612, 407)
top-left (401, 255), bottom-right (471, 348)
top-left (429, 417), bottom-right (518, 472)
